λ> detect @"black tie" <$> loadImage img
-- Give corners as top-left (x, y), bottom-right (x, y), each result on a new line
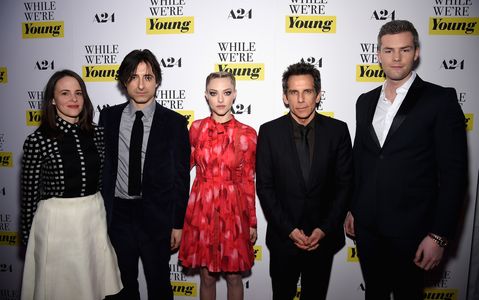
top-left (298, 126), bottom-right (310, 182)
top-left (128, 110), bottom-right (143, 196)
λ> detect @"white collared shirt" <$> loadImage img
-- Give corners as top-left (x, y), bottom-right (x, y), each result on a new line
top-left (373, 71), bottom-right (416, 147)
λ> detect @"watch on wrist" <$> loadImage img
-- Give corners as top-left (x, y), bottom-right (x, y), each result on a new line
top-left (428, 233), bottom-right (448, 247)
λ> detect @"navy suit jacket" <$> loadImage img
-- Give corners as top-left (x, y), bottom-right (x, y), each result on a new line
top-left (99, 101), bottom-right (190, 239)
top-left (256, 113), bottom-right (353, 255)
top-left (351, 76), bottom-right (468, 240)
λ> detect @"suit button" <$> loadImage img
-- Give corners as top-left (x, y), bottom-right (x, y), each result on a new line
top-left (379, 155), bottom-right (384, 159)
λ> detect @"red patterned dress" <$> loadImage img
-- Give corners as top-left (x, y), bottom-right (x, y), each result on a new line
top-left (179, 116), bottom-right (257, 273)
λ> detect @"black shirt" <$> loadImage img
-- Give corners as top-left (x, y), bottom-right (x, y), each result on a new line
top-left (20, 117), bottom-right (104, 244)
top-left (290, 113), bottom-right (315, 163)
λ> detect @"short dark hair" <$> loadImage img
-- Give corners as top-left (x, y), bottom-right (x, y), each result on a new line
top-left (282, 62), bottom-right (321, 95)
top-left (118, 49), bottom-right (162, 88)
top-left (40, 69), bottom-right (94, 138)
top-left (378, 20), bottom-right (420, 49)
top-left (205, 71), bottom-right (236, 90)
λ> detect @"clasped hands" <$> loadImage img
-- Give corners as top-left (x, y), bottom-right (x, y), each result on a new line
top-left (289, 228), bottom-right (325, 251)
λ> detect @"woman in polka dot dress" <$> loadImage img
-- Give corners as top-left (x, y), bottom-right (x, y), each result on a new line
top-left (20, 70), bottom-right (122, 300)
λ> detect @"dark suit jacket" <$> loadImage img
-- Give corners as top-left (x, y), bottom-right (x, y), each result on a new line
top-left (99, 101), bottom-right (190, 239)
top-left (351, 75), bottom-right (467, 240)
top-left (256, 113), bottom-right (353, 255)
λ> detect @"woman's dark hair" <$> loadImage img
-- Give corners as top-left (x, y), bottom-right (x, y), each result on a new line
top-left (39, 69), bottom-right (94, 138)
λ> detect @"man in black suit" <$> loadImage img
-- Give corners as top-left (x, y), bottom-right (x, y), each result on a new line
top-left (256, 62), bottom-right (353, 300)
top-left (344, 20), bottom-right (468, 300)
top-left (100, 49), bottom-right (190, 300)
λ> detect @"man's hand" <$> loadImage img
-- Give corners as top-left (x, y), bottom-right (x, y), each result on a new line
top-left (289, 228), bottom-right (310, 250)
top-left (170, 229), bottom-right (182, 251)
top-left (289, 228), bottom-right (325, 251)
top-left (306, 228), bottom-right (326, 251)
top-left (344, 211), bottom-right (355, 238)
top-left (414, 235), bottom-right (444, 270)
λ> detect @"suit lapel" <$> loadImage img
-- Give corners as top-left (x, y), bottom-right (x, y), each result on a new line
top-left (308, 114), bottom-right (326, 189)
top-left (144, 103), bottom-right (165, 174)
top-left (110, 102), bottom-right (128, 163)
top-left (383, 76), bottom-right (424, 147)
top-left (366, 88), bottom-right (381, 149)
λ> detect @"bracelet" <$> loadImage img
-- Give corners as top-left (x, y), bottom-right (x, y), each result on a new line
top-left (428, 233), bottom-right (448, 247)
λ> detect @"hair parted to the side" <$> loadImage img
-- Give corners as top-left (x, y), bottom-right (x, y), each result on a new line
top-left (40, 69), bottom-right (94, 138)
top-left (377, 20), bottom-right (420, 50)
top-left (118, 49), bottom-right (162, 88)
top-left (282, 62), bottom-right (321, 95)
top-left (205, 71), bottom-right (236, 90)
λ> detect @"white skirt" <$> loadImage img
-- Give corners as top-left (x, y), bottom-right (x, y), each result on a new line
top-left (21, 192), bottom-right (122, 300)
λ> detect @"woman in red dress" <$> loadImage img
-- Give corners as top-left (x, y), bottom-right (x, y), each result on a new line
top-left (179, 71), bottom-right (257, 300)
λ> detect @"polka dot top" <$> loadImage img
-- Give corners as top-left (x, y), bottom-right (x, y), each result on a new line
top-left (20, 116), bottom-right (105, 245)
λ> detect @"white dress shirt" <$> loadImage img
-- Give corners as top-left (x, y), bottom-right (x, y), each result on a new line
top-left (373, 71), bottom-right (416, 147)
